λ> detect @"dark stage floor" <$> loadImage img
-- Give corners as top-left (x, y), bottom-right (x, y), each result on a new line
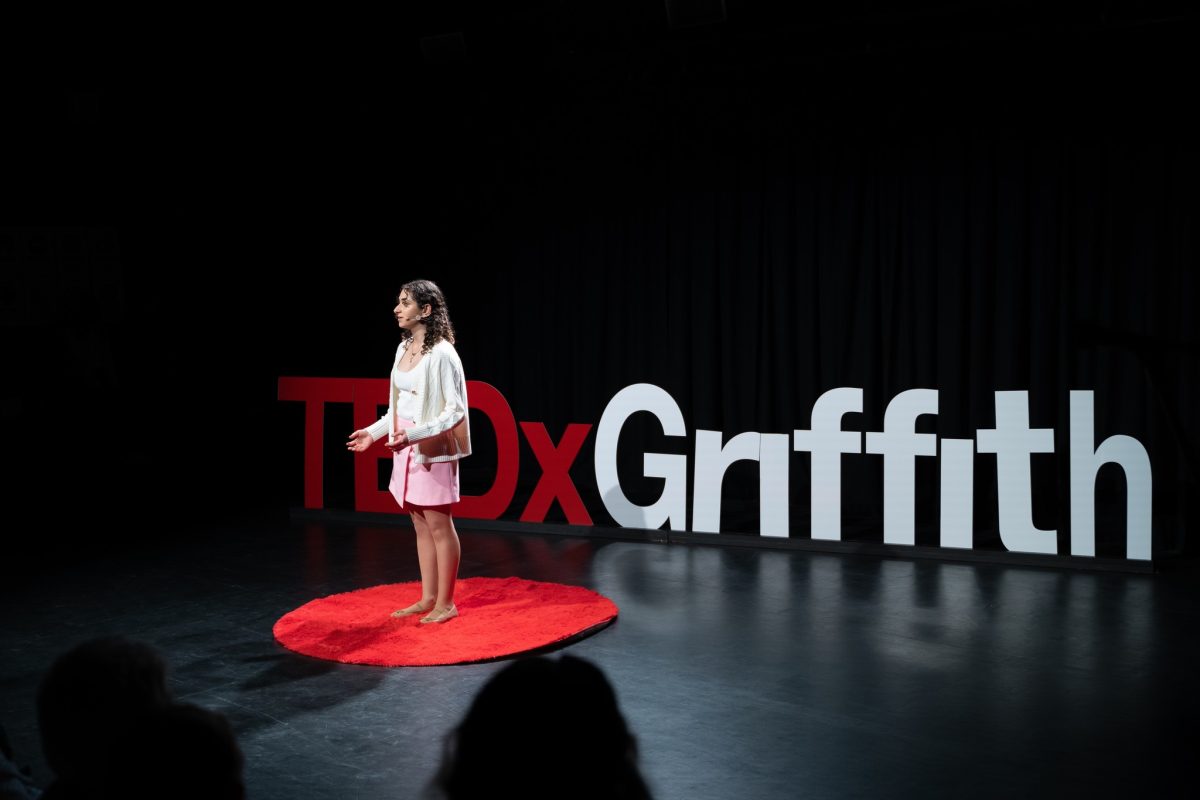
top-left (2, 513), bottom-right (1196, 799)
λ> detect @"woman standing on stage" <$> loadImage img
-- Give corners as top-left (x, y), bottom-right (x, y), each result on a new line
top-left (346, 279), bottom-right (471, 624)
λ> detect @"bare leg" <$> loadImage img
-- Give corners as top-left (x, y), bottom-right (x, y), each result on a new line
top-left (419, 505), bottom-right (461, 623)
top-left (391, 509), bottom-right (438, 616)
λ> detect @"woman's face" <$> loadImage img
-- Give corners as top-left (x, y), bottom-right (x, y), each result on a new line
top-left (394, 291), bottom-right (430, 330)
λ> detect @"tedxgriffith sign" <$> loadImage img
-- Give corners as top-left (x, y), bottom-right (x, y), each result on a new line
top-left (279, 379), bottom-right (1151, 561)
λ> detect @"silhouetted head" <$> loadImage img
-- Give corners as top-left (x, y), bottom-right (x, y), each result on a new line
top-left (436, 655), bottom-right (652, 799)
top-left (36, 636), bottom-right (172, 784)
top-left (109, 703), bottom-right (246, 800)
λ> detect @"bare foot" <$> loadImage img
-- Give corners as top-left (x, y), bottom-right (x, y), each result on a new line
top-left (419, 604), bottom-right (458, 624)
top-left (391, 599), bottom-right (435, 617)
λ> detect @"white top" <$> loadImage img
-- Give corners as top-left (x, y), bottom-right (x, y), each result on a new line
top-left (365, 338), bottom-right (472, 463)
top-left (392, 360), bottom-right (422, 421)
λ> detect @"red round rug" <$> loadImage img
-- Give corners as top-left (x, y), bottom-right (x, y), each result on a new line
top-left (273, 576), bottom-right (619, 667)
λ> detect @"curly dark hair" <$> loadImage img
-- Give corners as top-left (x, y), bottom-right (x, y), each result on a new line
top-left (399, 279), bottom-right (456, 354)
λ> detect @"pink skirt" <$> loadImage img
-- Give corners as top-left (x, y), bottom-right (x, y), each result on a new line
top-left (389, 417), bottom-right (461, 509)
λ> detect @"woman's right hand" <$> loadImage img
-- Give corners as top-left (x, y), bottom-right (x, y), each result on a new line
top-left (346, 429), bottom-right (374, 453)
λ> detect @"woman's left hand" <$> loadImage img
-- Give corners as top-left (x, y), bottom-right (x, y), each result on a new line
top-left (387, 430), bottom-right (410, 451)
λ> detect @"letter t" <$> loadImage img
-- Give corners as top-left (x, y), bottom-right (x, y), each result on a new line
top-left (977, 391), bottom-right (1057, 555)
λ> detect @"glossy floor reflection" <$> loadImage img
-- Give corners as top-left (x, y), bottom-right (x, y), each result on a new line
top-left (1, 514), bottom-right (1195, 799)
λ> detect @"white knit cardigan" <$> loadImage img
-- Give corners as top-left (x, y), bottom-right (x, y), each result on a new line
top-left (366, 338), bottom-right (471, 463)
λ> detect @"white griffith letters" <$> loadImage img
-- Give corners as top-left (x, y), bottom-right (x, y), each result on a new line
top-left (693, 431), bottom-right (791, 537)
top-left (976, 391), bottom-right (1058, 555)
top-left (594, 384), bottom-right (688, 531)
top-left (595, 383), bottom-right (1153, 560)
top-left (865, 389), bottom-right (939, 546)
top-left (792, 388), bottom-right (863, 541)
top-left (1069, 390), bottom-right (1152, 560)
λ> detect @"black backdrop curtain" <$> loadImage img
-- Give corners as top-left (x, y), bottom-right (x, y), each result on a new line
top-left (5, 9), bottom-right (1197, 559)
top-left (377, 16), bottom-right (1198, 558)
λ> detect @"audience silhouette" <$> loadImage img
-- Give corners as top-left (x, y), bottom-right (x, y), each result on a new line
top-left (109, 702), bottom-right (245, 800)
top-left (35, 636), bottom-right (246, 800)
top-left (432, 655), bottom-right (653, 799)
top-left (36, 636), bottom-right (172, 800)
top-left (32, 638), bottom-right (641, 799)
